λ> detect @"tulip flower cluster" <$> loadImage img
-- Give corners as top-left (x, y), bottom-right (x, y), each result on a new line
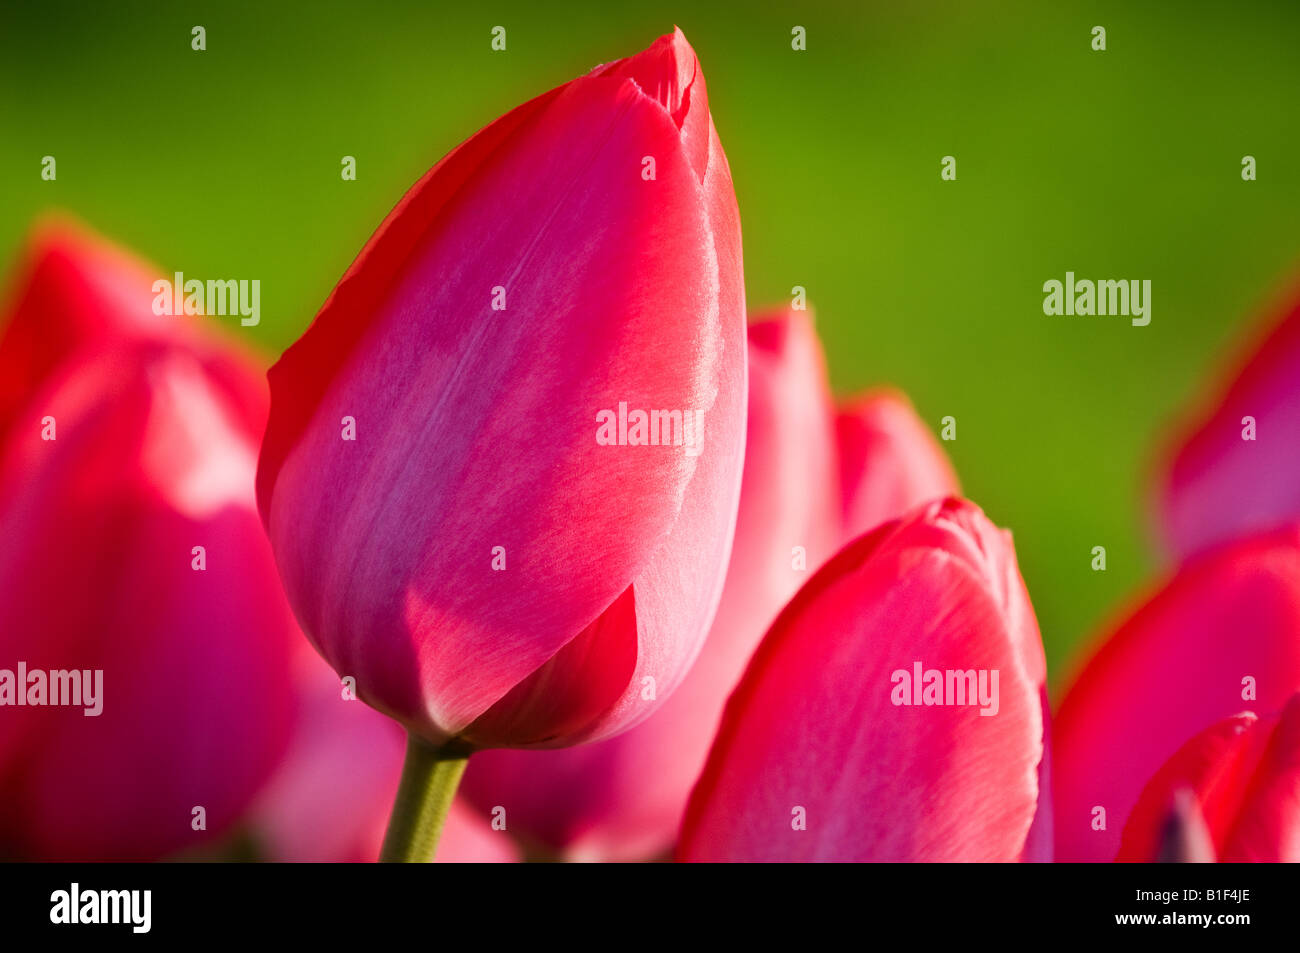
top-left (2, 28), bottom-right (1299, 864)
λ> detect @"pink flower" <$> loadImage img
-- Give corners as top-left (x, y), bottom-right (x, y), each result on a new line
top-left (459, 308), bottom-right (958, 859)
top-left (256, 28), bottom-right (746, 751)
top-left (0, 225), bottom-right (298, 858)
top-left (678, 498), bottom-right (1048, 862)
top-left (1157, 278), bottom-right (1300, 559)
top-left (1052, 527), bottom-right (1300, 862)
top-left (1117, 694), bottom-right (1300, 862)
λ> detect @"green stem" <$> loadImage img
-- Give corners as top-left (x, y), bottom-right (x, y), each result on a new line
top-left (379, 733), bottom-right (471, 863)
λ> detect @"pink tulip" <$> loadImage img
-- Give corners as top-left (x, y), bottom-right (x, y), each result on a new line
top-left (1052, 526), bottom-right (1300, 862)
top-left (1157, 279), bottom-right (1300, 559)
top-left (250, 645), bottom-right (518, 863)
top-left (0, 222), bottom-right (301, 860)
top-left (1117, 694), bottom-right (1300, 862)
top-left (678, 498), bottom-right (1048, 862)
top-left (256, 28), bottom-right (746, 751)
top-left (0, 337), bottom-right (299, 859)
top-left (460, 308), bottom-right (959, 859)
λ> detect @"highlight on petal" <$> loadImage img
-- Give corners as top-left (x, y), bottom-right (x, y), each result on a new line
top-left (1118, 694), bottom-right (1300, 862)
top-left (1156, 277), bottom-right (1300, 559)
top-left (1052, 525), bottom-right (1300, 862)
top-left (257, 29), bottom-right (745, 750)
top-left (678, 498), bottom-right (1047, 862)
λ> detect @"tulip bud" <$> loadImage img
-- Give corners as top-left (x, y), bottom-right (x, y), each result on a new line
top-left (1053, 526), bottom-right (1300, 862)
top-left (0, 339), bottom-right (298, 859)
top-left (256, 28), bottom-right (746, 751)
top-left (1118, 696), bottom-right (1300, 862)
top-left (0, 224), bottom-right (302, 860)
top-left (678, 498), bottom-right (1048, 862)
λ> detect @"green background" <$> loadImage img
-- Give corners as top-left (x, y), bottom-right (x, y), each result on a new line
top-left (3, 0), bottom-right (1298, 691)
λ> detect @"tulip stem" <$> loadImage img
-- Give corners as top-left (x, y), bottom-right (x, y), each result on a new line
top-left (379, 733), bottom-right (471, 863)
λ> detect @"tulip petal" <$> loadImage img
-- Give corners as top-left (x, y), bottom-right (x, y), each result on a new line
top-left (1118, 695), bottom-right (1300, 862)
top-left (1117, 713), bottom-right (1259, 862)
top-left (0, 218), bottom-right (268, 444)
top-left (837, 388), bottom-right (959, 536)
top-left (0, 342), bottom-right (297, 860)
top-left (1157, 281), bottom-right (1300, 558)
top-left (678, 498), bottom-right (1046, 862)
top-left (464, 586), bottom-right (638, 747)
top-left (0, 218), bottom-right (164, 439)
top-left (1221, 695), bottom-right (1300, 861)
top-left (1053, 527), bottom-right (1300, 862)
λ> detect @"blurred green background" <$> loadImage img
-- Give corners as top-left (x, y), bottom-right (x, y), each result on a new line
top-left (3, 0), bottom-right (1298, 691)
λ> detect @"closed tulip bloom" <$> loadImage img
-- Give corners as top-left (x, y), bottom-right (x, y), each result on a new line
top-left (1157, 280), bottom-right (1300, 559)
top-left (257, 28), bottom-right (746, 753)
top-left (460, 309), bottom-right (959, 859)
top-left (1052, 526), bottom-right (1300, 862)
top-left (678, 498), bottom-right (1048, 862)
top-left (0, 339), bottom-right (297, 860)
top-left (1117, 694), bottom-right (1300, 862)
